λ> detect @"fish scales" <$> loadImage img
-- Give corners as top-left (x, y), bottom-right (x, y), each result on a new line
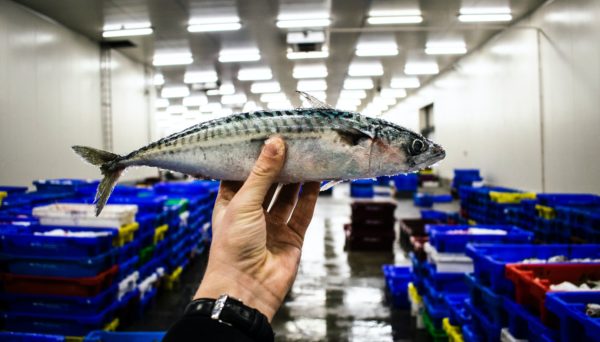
top-left (73, 102), bottom-right (445, 215)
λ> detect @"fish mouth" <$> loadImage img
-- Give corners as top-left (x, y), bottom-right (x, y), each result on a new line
top-left (407, 144), bottom-right (446, 172)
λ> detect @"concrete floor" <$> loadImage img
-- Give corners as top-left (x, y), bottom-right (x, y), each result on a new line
top-left (128, 183), bottom-right (459, 342)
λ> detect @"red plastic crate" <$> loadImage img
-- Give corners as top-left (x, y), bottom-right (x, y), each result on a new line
top-left (0, 265), bottom-right (119, 297)
top-left (505, 263), bottom-right (600, 325)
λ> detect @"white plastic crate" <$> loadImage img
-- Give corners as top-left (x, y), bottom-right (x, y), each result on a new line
top-left (33, 203), bottom-right (137, 228)
top-left (425, 242), bottom-right (474, 273)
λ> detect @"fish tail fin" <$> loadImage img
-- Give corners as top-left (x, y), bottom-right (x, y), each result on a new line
top-left (72, 145), bottom-right (124, 216)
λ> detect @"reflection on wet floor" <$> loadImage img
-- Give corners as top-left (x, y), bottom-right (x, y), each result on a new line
top-left (271, 184), bottom-right (446, 342)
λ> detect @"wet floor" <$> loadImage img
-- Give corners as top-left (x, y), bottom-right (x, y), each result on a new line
top-left (130, 183), bottom-right (458, 342)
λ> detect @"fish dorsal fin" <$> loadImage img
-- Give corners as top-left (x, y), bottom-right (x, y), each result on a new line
top-left (297, 91), bottom-right (333, 110)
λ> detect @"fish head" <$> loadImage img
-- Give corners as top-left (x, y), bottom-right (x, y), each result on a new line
top-left (374, 122), bottom-right (446, 173)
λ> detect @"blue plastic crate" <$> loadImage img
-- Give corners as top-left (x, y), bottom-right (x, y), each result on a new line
top-left (1, 191), bottom-right (76, 209)
top-left (536, 194), bottom-right (600, 207)
top-left (504, 297), bottom-right (558, 342)
top-left (465, 273), bottom-right (506, 326)
top-left (462, 324), bottom-right (483, 342)
top-left (153, 180), bottom-right (218, 196)
top-left (118, 255), bottom-right (139, 281)
top-left (350, 180), bottom-right (374, 198)
top-left (0, 332), bottom-right (65, 341)
top-left (413, 193), bottom-right (434, 207)
top-left (465, 299), bottom-right (502, 342)
top-left (84, 331), bottom-right (165, 342)
top-left (0, 248), bottom-right (117, 277)
top-left (1, 300), bottom-right (120, 336)
top-left (546, 292), bottom-right (600, 342)
top-left (0, 225), bottom-right (116, 258)
top-left (33, 179), bottom-right (99, 194)
top-left (382, 265), bottom-right (410, 309)
top-left (0, 283), bottom-right (118, 315)
top-left (393, 174), bottom-right (419, 191)
top-left (117, 239), bottom-right (142, 264)
top-left (423, 295), bottom-right (449, 330)
top-left (138, 287), bottom-right (158, 317)
top-left (138, 253), bottom-right (166, 281)
top-left (454, 169), bottom-right (481, 181)
top-left (427, 224), bottom-right (534, 253)
top-left (423, 264), bottom-right (468, 302)
top-left (466, 244), bottom-right (600, 294)
top-left (0, 186), bottom-right (29, 195)
top-left (420, 210), bottom-right (449, 222)
top-left (444, 294), bottom-right (471, 326)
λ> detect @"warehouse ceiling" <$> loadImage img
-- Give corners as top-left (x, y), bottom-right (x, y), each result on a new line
top-left (15, 0), bottom-right (546, 117)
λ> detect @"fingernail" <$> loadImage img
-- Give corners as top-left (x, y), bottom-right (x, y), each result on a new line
top-left (264, 137), bottom-right (282, 157)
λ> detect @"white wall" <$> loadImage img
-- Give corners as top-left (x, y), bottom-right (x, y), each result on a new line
top-left (110, 51), bottom-right (156, 181)
top-left (0, 0), bottom-right (154, 186)
top-left (385, 0), bottom-right (600, 193)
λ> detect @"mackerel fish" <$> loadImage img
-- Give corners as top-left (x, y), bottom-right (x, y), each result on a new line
top-left (73, 92), bottom-right (445, 215)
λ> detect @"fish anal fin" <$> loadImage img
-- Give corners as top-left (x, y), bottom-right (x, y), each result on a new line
top-left (320, 180), bottom-right (343, 191)
top-left (296, 91), bottom-right (333, 109)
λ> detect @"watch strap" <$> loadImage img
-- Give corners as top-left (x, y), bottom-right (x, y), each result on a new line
top-left (184, 296), bottom-right (274, 341)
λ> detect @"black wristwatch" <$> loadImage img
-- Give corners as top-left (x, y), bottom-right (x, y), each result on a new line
top-left (183, 294), bottom-right (274, 341)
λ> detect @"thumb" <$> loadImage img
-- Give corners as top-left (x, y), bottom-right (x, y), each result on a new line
top-left (234, 137), bottom-right (286, 208)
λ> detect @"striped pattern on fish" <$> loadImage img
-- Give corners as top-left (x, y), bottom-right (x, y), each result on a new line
top-left (72, 93), bottom-right (445, 215)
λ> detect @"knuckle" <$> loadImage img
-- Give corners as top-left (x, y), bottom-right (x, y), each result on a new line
top-left (252, 161), bottom-right (272, 177)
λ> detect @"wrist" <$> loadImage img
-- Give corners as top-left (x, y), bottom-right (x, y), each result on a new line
top-left (194, 263), bottom-right (280, 321)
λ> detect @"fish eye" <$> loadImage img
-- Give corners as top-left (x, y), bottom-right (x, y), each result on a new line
top-left (410, 139), bottom-right (426, 155)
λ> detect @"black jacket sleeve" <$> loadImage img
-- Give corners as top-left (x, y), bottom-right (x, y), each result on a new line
top-left (163, 315), bottom-right (268, 342)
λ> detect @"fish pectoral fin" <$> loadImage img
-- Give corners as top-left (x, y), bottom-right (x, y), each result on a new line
top-left (296, 91), bottom-right (333, 110)
top-left (333, 127), bottom-right (374, 146)
top-left (320, 180), bottom-right (344, 191)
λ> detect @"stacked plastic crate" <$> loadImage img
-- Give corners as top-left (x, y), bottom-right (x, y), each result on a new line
top-left (413, 193), bottom-right (453, 208)
top-left (408, 224), bottom-right (534, 341)
top-left (534, 194), bottom-right (600, 243)
top-left (0, 203), bottom-right (137, 337)
top-left (465, 243), bottom-right (600, 342)
top-left (459, 186), bottom-right (536, 225)
top-left (349, 179), bottom-right (375, 198)
top-left (345, 201), bottom-right (396, 251)
top-left (451, 169), bottom-right (482, 197)
top-left (392, 173), bottom-right (419, 198)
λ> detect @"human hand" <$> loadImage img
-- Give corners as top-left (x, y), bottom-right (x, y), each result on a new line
top-left (194, 137), bottom-right (320, 321)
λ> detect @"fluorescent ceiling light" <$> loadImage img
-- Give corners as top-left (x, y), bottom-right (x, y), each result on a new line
top-left (243, 101), bottom-right (260, 112)
top-left (153, 53), bottom-right (193, 66)
top-left (380, 88), bottom-right (407, 98)
top-left (404, 62), bottom-right (439, 75)
top-left (458, 14), bottom-right (512, 22)
top-left (161, 85), bottom-right (190, 98)
top-left (200, 102), bottom-right (222, 113)
top-left (167, 105), bottom-right (186, 114)
top-left (153, 74), bottom-right (165, 86)
top-left (373, 96), bottom-right (396, 106)
top-left (460, 7), bottom-right (511, 15)
top-left (348, 61), bottom-right (384, 77)
top-left (297, 79), bottom-right (327, 91)
top-left (277, 12), bottom-right (329, 21)
top-left (276, 18), bottom-right (331, 28)
top-left (367, 16), bottom-right (423, 24)
top-left (218, 48), bottom-right (261, 63)
top-left (183, 95), bottom-right (208, 107)
top-left (103, 22), bottom-right (151, 30)
top-left (339, 90), bottom-right (367, 99)
top-left (237, 67), bottom-right (273, 81)
top-left (287, 50), bottom-right (329, 60)
top-left (293, 64), bottom-right (328, 79)
top-left (267, 101), bottom-right (293, 110)
top-left (355, 42), bottom-right (398, 57)
top-left (251, 81), bottom-right (281, 94)
top-left (221, 93), bottom-right (247, 105)
top-left (188, 16), bottom-right (241, 32)
top-left (336, 98), bottom-right (361, 106)
top-left (390, 77), bottom-right (420, 88)
top-left (155, 99), bottom-right (169, 108)
top-left (184, 71), bottom-right (218, 84)
top-left (206, 84), bottom-right (235, 96)
top-left (369, 9), bottom-right (422, 16)
top-left (425, 42), bottom-right (467, 55)
top-left (188, 23), bottom-right (241, 32)
top-left (260, 93), bottom-right (287, 103)
top-left (343, 78), bottom-right (374, 90)
top-left (103, 28), bottom-right (153, 38)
